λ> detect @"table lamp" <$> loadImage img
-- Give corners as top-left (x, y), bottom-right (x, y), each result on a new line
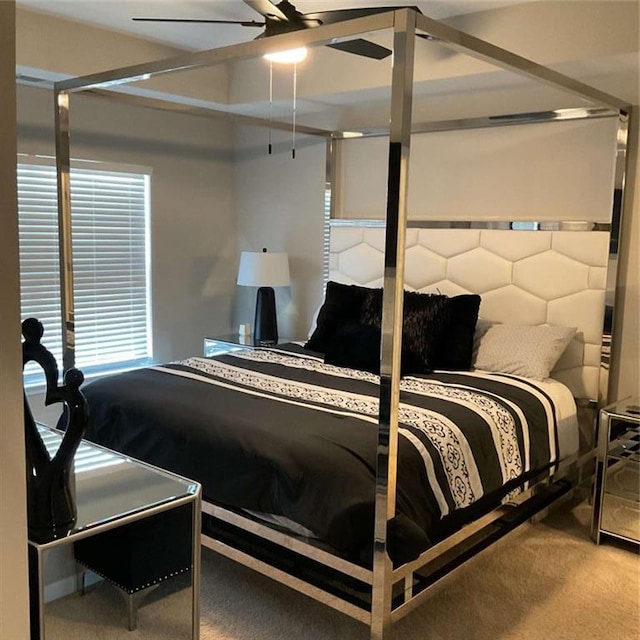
top-left (237, 249), bottom-right (290, 345)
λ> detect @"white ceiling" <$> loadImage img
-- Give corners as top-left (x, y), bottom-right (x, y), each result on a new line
top-left (17, 0), bottom-right (538, 51)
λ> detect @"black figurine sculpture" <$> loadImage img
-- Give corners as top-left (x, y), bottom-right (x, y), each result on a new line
top-left (22, 318), bottom-right (88, 542)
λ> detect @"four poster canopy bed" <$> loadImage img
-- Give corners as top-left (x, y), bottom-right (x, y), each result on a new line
top-left (51, 7), bottom-right (631, 640)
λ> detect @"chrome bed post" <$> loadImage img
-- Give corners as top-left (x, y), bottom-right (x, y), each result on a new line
top-left (372, 9), bottom-right (416, 640)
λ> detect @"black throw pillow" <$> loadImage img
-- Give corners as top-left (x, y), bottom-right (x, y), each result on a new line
top-left (323, 323), bottom-right (381, 374)
top-left (429, 294), bottom-right (481, 370)
top-left (360, 290), bottom-right (450, 373)
top-left (305, 281), bottom-right (375, 353)
top-left (323, 322), bottom-right (423, 376)
top-left (307, 281), bottom-right (481, 373)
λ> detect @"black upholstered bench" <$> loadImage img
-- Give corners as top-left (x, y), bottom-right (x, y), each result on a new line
top-left (74, 502), bottom-right (193, 630)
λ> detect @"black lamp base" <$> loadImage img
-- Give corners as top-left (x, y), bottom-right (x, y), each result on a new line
top-left (254, 287), bottom-right (278, 346)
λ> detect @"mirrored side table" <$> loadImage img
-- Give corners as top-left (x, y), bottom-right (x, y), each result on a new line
top-left (591, 397), bottom-right (640, 547)
top-left (203, 334), bottom-right (300, 357)
top-left (204, 334), bottom-right (256, 357)
top-left (28, 425), bottom-right (201, 639)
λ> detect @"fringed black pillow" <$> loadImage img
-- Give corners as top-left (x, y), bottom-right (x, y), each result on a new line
top-left (360, 290), bottom-right (449, 374)
top-left (323, 323), bottom-right (381, 374)
top-left (323, 322), bottom-right (423, 376)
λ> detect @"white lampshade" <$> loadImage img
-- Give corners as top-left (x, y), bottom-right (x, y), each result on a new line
top-left (237, 251), bottom-right (290, 288)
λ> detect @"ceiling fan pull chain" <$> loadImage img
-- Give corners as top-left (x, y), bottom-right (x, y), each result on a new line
top-left (268, 60), bottom-right (273, 155)
top-left (292, 62), bottom-right (297, 159)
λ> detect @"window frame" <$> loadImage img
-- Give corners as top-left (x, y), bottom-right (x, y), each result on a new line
top-left (18, 154), bottom-right (153, 389)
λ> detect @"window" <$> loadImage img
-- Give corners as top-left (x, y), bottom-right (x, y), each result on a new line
top-left (18, 159), bottom-right (152, 386)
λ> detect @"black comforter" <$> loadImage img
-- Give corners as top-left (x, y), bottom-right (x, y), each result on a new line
top-left (82, 344), bottom-right (560, 565)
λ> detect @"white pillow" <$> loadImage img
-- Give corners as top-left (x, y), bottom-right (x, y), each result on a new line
top-left (473, 323), bottom-right (576, 381)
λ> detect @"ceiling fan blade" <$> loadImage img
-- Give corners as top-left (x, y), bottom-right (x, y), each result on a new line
top-left (326, 38), bottom-right (391, 60)
top-left (243, 0), bottom-right (289, 22)
top-left (132, 18), bottom-right (265, 27)
top-left (305, 6), bottom-right (422, 26)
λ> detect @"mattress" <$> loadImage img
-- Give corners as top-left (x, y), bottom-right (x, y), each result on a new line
top-left (81, 343), bottom-right (578, 566)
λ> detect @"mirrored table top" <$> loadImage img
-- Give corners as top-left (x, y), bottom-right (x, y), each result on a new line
top-left (31, 425), bottom-right (200, 548)
top-left (602, 397), bottom-right (640, 424)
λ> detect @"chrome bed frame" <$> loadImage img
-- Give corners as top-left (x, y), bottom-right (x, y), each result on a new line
top-left (53, 8), bottom-right (631, 639)
top-left (201, 461), bottom-right (575, 627)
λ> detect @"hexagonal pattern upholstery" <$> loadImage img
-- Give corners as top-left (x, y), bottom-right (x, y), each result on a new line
top-left (329, 226), bottom-right (610, 401)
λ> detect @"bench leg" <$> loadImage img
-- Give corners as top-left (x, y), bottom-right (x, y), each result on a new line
top-left (127, 592), bottom-right (138, 631)
top-left (77, 568), bottom-right (87, 596)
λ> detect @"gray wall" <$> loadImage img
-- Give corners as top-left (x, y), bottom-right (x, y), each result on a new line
top-left (18, 85), bottom-right (237, 423)
top-left (232, 126), bottom-right (327, 340)
top-left (0, 2), bottom-right (30, 636)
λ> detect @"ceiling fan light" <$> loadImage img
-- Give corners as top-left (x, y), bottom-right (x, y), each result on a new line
top-left (263, 47), bottom-right (308, 64)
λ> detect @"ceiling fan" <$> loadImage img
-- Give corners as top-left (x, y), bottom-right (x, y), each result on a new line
top-left (133, 0), bottom-right (424, 60)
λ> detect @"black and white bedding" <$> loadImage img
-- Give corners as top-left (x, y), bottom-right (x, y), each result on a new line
top-left (82, 343), bottom-right (576, 566)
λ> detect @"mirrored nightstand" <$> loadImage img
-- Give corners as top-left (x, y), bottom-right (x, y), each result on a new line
top-left (203, 334), bottom-right (300, 357)
top-left (591, 397), bottom-right (640, 547)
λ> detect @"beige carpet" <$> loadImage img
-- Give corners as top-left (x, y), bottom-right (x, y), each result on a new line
top-left (45, 498), bottom-right (639, 640)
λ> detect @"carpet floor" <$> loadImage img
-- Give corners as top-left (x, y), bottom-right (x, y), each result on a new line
top-left (46, 497), bottom-right (639, 639)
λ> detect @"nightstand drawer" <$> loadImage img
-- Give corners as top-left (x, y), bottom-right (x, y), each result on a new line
top-left (600, 459), bottom-right (640, 542)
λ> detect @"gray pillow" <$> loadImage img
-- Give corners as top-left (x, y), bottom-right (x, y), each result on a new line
top-left (473, 323), bottom-right (576, 381)
top-left (472, 318), bottom-right (494, 362)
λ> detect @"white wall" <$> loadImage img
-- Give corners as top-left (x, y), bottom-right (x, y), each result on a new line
top-left (18, 86), bottom-right (237, 424)
top-left (0, 2), bottom-right (30, 638)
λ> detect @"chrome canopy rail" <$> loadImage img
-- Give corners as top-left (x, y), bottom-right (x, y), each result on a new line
top-left (604, 112), bottom-right (630, 402)
top-left (330, 107), bottom-right (622, 139)
top-left (55, 12), bottom-right (395, 94)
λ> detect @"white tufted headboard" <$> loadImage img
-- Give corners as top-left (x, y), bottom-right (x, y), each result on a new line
top-left (329, 225), bottom-right (610, 402)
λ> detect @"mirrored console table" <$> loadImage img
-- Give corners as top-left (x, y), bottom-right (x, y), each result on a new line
top-left (28, 425), bottom-right (201, 639)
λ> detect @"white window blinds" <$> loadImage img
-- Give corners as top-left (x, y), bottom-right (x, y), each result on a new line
top-left (18, 161), bottom-right (152, 385)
